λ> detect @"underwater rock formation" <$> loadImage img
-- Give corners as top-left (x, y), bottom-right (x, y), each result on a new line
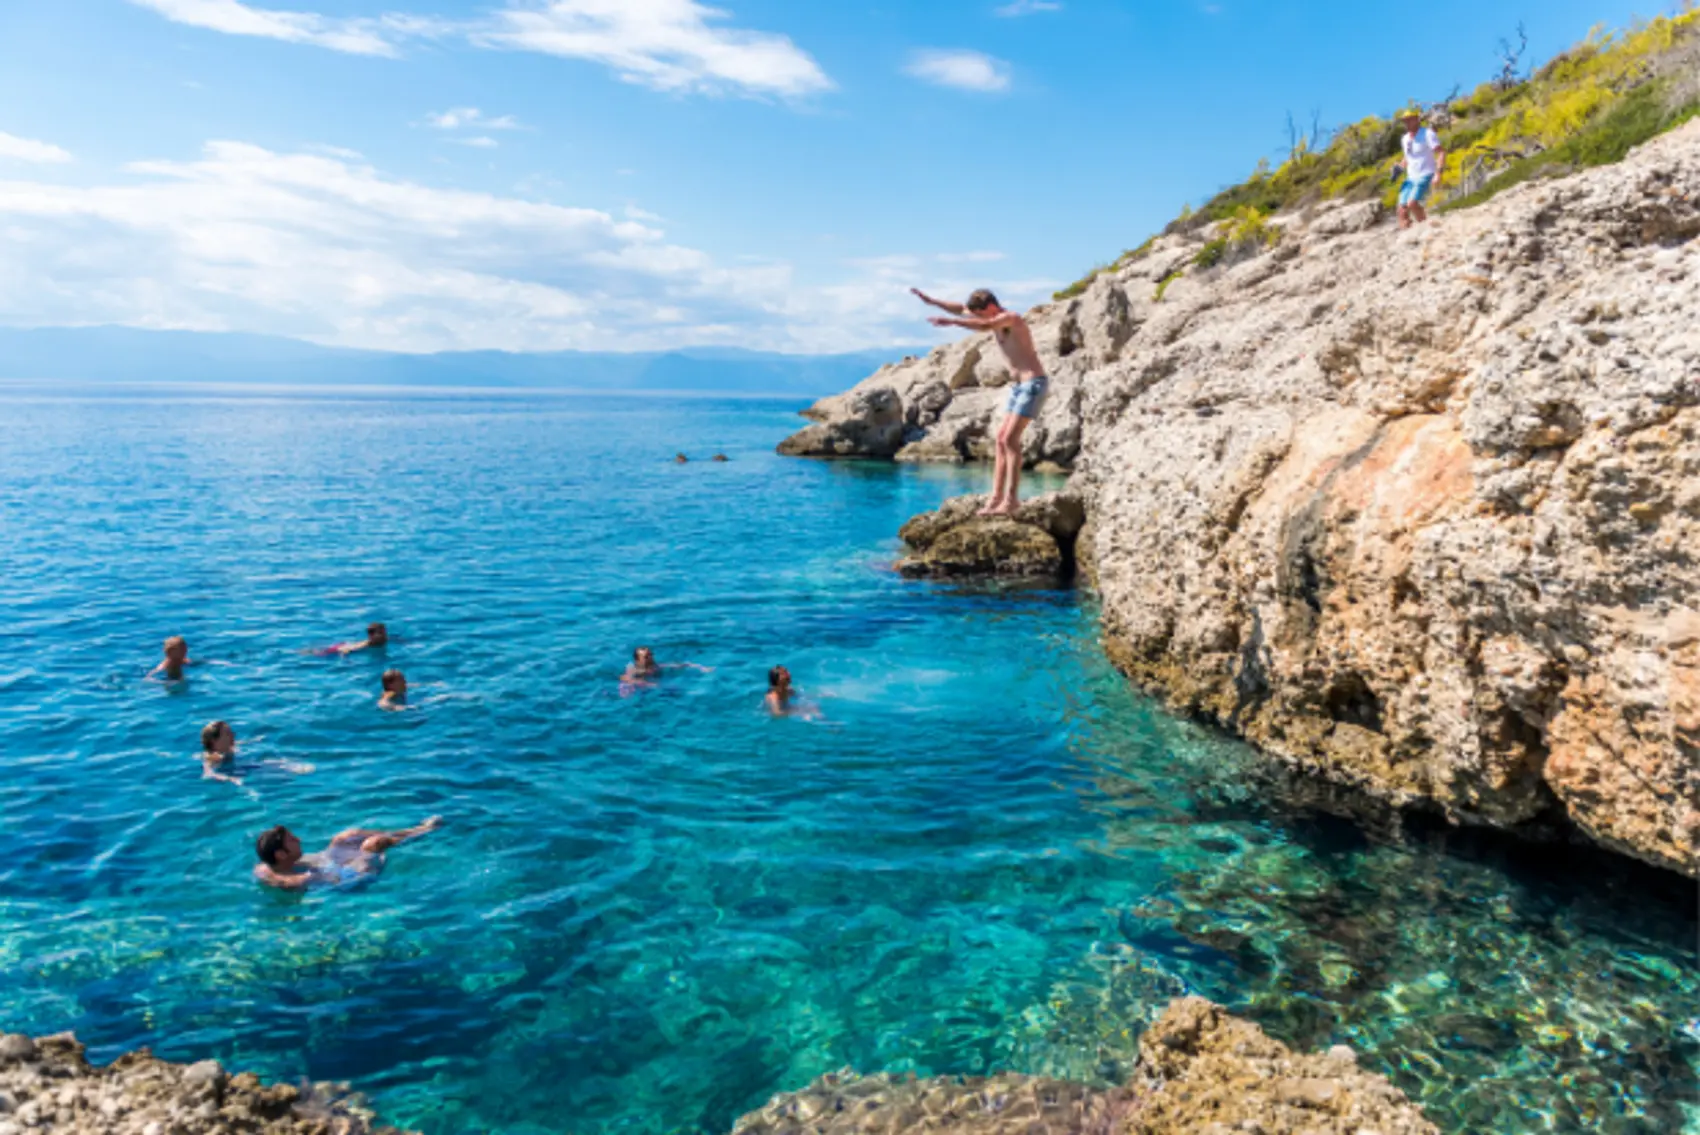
top-left (793, 121), bottom-right (1700, 876)
top-left (0, 1031), bottom-right (413, 1135)
top-left (729, 996), bottom-right (1436, 1135)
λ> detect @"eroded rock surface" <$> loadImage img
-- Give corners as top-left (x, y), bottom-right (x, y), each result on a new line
top-left (1077, 123), bottom-right (1700, 875)
top-left (794, 121), bottom-right (1700, 875)
top-left (896, 492), bottom-right (1085, 579)
top-left (0, 1031), bottom-right (412, 1134)
top-left (729, 997), bottom-right (1435, 1135)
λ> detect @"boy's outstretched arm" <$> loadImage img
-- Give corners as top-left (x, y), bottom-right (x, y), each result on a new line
top-left (911, 288), bottom-right (965, 315)
top-left (929, 313), bottom-right (1013, 332)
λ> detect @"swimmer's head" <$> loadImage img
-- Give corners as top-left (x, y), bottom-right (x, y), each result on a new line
top-left (256, 825), bottom-right (301, 868)
top-left (768, 666), bottom-right (791, 692)
top-left (163, 636), bottom-right (188, 662)
top-left (201, 720), bottom-right (234, 754)
top-left (367, 623), bottom-right (388, 646)
top-left (634, 647), bottom-right (655, 667)
top-left (381, 669), bottom-right (407, 695)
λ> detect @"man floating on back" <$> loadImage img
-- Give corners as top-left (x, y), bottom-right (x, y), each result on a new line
top-left (912, 287), bottom-right (1047, 516)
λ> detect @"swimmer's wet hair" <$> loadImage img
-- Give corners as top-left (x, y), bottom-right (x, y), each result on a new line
top-left (381, 669), bottom-right (405, 690)
top-left (965, 289), bottom-right (1000, 312)
top-left (768, 667), bottom-right (788, 688)
top-left (367, 622), bottom-right (387, 638)
top-left (200, 720), bottom-right (227, 752)
top-left (163, 635), bottom-right (187, 653)
top-left (634, 646), bottom-right (653, 659)
top-left (256, 825), bottom-right (292, 866)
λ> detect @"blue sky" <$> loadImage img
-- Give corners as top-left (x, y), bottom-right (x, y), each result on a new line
top-left (0, 0), bottom-right (1663, 354)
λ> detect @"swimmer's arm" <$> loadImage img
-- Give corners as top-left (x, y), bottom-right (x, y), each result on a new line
top-left (256, 866), bottom-right (310, 891)
top-left (202, 760), bottom-right (242, 786)
top-left (663, 662), bottom-right (713, 672)
top-left (928, 311), bottom-right (1015, 332)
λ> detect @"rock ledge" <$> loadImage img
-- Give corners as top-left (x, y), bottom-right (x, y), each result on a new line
top-left (0, 1030), bottom-right (414, 1135)
top-left (730, 996), bottom-right (1437, 1135)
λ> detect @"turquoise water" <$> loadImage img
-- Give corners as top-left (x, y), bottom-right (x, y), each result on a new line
top-left (0, 385), bottom-right (1694, 1135)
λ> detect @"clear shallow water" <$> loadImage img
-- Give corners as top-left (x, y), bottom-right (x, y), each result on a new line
top-left (0, 384), bottom-right (1694, 1135)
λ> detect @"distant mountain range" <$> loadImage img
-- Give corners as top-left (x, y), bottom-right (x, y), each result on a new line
top-left (0, 326), bottom-right (921, 396)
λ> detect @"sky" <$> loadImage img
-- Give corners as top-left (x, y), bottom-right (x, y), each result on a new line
top-left (0, 0), bottom-right (1667, 355)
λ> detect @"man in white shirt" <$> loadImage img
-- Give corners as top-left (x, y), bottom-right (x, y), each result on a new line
top-left (1396, 108), bottom-right (1446, 228)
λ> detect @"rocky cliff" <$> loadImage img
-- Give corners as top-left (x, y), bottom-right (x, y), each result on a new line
top-left (779, 121), bottom-right (1700, 876)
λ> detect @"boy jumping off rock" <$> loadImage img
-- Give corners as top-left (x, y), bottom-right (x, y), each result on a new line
top-left (912, 287), bottom-right (1047, 516)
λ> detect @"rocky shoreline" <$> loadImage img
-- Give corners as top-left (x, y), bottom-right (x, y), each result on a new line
top-left (0, 1032), bottom-right (413, 1135)
top-left (732, 996), bottom-right (1437, 1135)
top-left (4, 997), bottom-right (1442, 1135)
top-left (782, 121), bottom-right (1700, 878)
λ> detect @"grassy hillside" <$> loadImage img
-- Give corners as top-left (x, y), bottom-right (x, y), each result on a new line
top-left (1058, 8), bottom-right (1700, 299)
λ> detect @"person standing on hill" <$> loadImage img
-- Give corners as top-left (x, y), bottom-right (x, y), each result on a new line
top-left (911, 288), bottom-right (1047, 516)
top-left (1396, 108), bottom-right (1446, 228)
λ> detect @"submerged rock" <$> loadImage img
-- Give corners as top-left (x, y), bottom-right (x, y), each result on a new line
top-left (0, 1032), bottom-right (413, 1134)
top-left (1131, 997), bottom-right (1437, 1134)
top-left (896, 491), bottom-right (1086, 580)
top-left (730, 997), bottom-right (1436, 1135)
top-left (784, 118), bottom-right (1700, 876)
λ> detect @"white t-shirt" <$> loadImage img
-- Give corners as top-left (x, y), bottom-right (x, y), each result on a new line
top-left (1402, 127), bottom-right (1442, 180)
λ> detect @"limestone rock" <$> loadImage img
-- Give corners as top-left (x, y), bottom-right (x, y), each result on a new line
top-left (1130, 998), bottom-right (1437, 1135)
top-left (897, 518), bottom-right (1064, 580)
top-left (793, 117), bottom-right (1700, 874)
top-left (896, 491), bottom-right (1086, 580)
top-left (730, 997), bottom-right (1436, 1135)
top-left (0, 1032), bottom-right (413, 1134)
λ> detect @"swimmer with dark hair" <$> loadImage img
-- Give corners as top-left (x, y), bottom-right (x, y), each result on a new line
top-left (620, 646), bottom-right (712, 695)
top-left (336, 623), bottom-right (388, 655)
top-left (765, 666), bottom-right (822, 720)
top-left (379, 669), bottom-right (408, 709)
top-left (197, 720), bottom-right (312, 786)
top-left (199, 720), bottom-right (243, 785)
top-left (254, 817), bottom-right (442, 891)
top-left (150, 636), bottom-right (196, 680)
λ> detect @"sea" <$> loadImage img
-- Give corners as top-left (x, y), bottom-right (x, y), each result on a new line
top-left (0, 383), bottom-right (1694, 1134)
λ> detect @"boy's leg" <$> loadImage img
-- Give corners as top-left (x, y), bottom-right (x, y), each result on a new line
top-left (981, 416), bottom-right (1010, 514)
top-left (999, 416), bottom-right (1031, 512)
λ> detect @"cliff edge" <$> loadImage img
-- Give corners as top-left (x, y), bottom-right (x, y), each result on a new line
top-left (780, 120), bottom-right (1700, 876)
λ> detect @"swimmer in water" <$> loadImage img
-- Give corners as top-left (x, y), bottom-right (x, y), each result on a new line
top-left (200, 719), bottom-right (243, 785)
top-left (621, 647), bottom-right (712, 693)
top-left (765, 666), bottom-right (824, 720)
top-left (253, 817), bottom-right (443, 891)
top-left (379, 668), bottom-right (408, 709)
top-left (149, 636), bottom-right (195, 680)
top-left (336, 623), bottom-right (388, 656)
top-left (198, 721), bottom-right (312, 786)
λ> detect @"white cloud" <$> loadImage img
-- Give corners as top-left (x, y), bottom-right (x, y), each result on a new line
top-left (0, 132), bottom-right (73, 165)
top-left (904, 49), bottom-right (1011, 93)
top-left (130, 0), bottom-right (833, 99)
top-left (624, 204), bottom-right (664, 222)
top-left (476, 0), bottom-right (833, 97)
top-left (124, 0), bottom-right (444, 56)
top-left (455, 136), bottom-right (501, 149)
top-left (994, 0), bottom-right (1061, 15)
top-left (0, 141), bottom-right (1043, 353)
top-left (427, 107), bottom-right (522, 131)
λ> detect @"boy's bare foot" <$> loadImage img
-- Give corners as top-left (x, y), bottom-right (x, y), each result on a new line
top-left (977, 498), bottom-right (1007, 517)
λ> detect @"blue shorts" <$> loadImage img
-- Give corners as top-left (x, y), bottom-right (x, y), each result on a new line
top-left (1398, 176), bottom-right (1434, 207)
top-left (1005, 376), bottom-right (1049, 419)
